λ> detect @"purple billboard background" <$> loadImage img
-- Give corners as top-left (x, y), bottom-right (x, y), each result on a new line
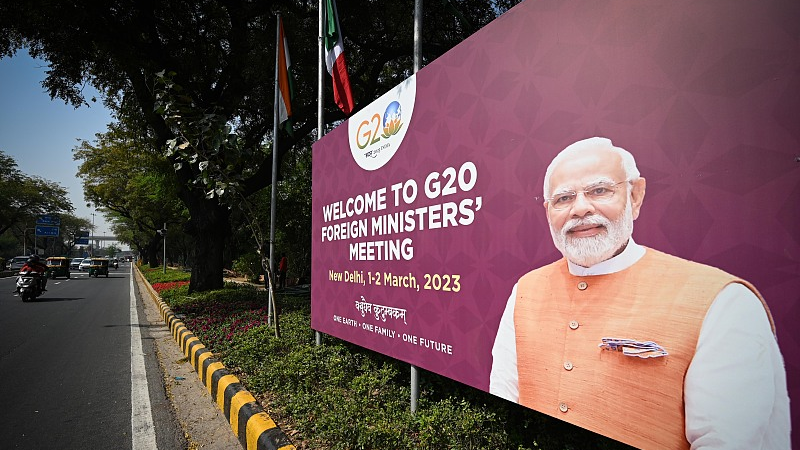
top-left (313, 0), bottom-right (799, 443)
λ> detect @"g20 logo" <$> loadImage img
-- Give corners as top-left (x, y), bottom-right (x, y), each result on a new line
top-left (356, 101), bottom-right (403, 150)
top-left (348, 75), bottom-right (416, 171)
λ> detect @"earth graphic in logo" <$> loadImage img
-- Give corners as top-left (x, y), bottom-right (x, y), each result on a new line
top-left (347, 75), bottom-right (416, 171)
top-left (382, 101), bottom-right (403, 138)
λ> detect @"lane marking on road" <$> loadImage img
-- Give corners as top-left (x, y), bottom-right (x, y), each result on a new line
top-left (130, 265), bottom-right (158, 449)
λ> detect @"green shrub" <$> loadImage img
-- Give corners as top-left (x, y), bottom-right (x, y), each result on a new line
top-left (231, 252), bottom-right (263, 283)
top-left (159, 283), bottom-right (190, 305)
top-left (139, 264), bottom-right (191, 284)
top-left (415, 398), bottom-right (505, 450)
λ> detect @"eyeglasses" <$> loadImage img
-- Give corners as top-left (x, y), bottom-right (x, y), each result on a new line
top-left (547, 180), bottom-right (630, 210)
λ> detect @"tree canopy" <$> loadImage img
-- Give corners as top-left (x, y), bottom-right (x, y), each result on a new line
top-left (1, 0), bottom-right (520, 291)
top-left (0, 149), bottom-right (73, 236)
top-left (74, 122), bottom-right (185, 266)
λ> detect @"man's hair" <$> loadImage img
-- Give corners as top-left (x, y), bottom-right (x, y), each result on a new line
top-left (543, 137), bottom-right (640, 199)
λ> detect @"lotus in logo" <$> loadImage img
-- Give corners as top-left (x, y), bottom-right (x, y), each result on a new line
top-left (348, 75), bottom-right (416, 171)
top-left (382, 101), bottom-right (403, 138)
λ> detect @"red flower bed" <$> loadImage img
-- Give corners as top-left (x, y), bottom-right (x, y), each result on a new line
top-left (152, 281), bottom-right (190, 294)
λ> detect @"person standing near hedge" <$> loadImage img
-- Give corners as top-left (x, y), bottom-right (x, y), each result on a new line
top-left (278, 254), bottom-right (288, 289)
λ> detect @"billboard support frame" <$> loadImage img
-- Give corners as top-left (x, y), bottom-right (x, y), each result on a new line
top-left (315, 0), bottom-right (326, 349)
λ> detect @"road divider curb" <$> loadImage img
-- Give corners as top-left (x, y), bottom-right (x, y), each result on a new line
top-left (134, 266), bottom-right (295, 450)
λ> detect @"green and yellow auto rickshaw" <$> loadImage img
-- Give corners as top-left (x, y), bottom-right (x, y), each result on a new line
top-left (46, 256), bottom-right (71, 279)
top-left (88, 258), bottom-right (109, 278)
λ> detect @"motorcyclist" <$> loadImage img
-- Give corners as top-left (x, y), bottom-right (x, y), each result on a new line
top-left (19, 255), bottom-right (47, 292)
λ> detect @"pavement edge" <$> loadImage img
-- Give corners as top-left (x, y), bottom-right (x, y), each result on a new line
top-left (134, 265), bottom-right (296, 450)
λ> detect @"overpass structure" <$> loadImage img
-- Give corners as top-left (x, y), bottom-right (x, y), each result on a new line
top-left (79, 235), bottom-right (125, 255)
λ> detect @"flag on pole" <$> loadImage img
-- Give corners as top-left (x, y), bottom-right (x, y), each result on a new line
top-left (324, 0), bottom-right (355, 115)
top-left (277, 17), bottom-right (295, 135)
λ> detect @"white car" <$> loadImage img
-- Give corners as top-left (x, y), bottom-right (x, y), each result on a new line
top-left (79, 259), bottom-right (92, 271)
top-left (8, 256), bottom-right (29, 271)
top-left (70, 258), bottom-right (83, 270)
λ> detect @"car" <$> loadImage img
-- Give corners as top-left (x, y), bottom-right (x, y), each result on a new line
top-left (8, 256), bottom-right (29, 271)
top-left (70, 258), bottom-right (83, 270)
top-left (79, 259), bottom-right (92, 271)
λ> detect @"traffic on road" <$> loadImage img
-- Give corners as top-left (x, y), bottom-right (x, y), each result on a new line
top-left (0, 261), bottom-right (186, 449)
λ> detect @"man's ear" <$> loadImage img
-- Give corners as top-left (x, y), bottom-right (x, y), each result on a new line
top-left (630, 177), bottom-right (646, 220)
top-left (543, 199), bottom-right (550, 223)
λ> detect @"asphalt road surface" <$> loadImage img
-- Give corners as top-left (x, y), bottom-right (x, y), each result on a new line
top-left (0, 263), bottom-right (184, 449)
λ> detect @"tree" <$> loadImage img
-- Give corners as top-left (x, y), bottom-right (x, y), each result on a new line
top-left (74, 122), bottom-right (185, 268)
top-left (244, 143), bottom-right (313, 285)
top-left (1, 0), bottom-right (520, 292)
top-left (105, 243), bottom-right (121, 258)
top-left (0, 149), bottom-right (74, 239)
top-left (49, 214), bottom-right (93, 256)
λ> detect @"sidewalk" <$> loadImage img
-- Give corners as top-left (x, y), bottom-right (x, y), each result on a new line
top-left (138, 268), bottom-right (296, 450)
top-left (136, 269), bottom-right (244, 449)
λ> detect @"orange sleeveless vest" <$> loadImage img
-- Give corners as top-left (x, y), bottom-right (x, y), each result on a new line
top-left (514, 248), bottom-right (769, 450)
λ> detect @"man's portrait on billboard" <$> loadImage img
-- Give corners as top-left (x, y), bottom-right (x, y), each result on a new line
top-left (489, 137), bottom-right (791, 449)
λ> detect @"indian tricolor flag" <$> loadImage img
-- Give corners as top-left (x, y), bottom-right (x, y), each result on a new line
top-left (324, 0), bottom-right (355, 115)
top-left (277, 17), bottom-right (295, 135)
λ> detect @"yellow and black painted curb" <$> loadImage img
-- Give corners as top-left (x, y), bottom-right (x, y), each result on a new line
top-left (134, 267), bottom-right (295, 450)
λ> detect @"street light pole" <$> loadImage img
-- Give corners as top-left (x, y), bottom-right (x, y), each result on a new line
top-left (87, 202), bottom-right (97, 257)
top-left (91, 213), bottom-right (96, 256)
top-left (161, 223), bottom-right (167, 274)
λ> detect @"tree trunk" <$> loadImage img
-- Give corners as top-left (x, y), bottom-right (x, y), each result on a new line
top-left (146, 235), bottom-right (161, 268)
top-left (134, 244), bottom-right (146, 264)
top-left (185, 198), bottom-right (230, 293)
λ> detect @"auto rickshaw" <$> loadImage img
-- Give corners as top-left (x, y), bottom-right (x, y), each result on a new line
top-left (88, 258), bottom-right (110, 278)
top-left (46, 256), bottom-right (71, 279)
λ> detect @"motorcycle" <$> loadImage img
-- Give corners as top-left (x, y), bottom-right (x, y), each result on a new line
top-left (17, 270), bottom-right (44, 302)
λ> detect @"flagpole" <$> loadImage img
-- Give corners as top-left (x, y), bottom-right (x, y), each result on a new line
top-left (315, 0), bottom-right (325, 347)
top-left (410, 0), bottom-right (422, 415)
top-left (414, 0), bottom-right (422, 72)
top-left (269, 14), bottom-right (281, 327)
top-left (318, 0), bottom-right (325, 139)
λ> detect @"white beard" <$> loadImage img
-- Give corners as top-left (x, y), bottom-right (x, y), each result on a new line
top-left (550, 201), bottom-right (633, 267)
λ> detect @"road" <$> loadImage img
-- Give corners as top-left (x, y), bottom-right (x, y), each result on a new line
top-left (0, 263), bottom-right (185, 449)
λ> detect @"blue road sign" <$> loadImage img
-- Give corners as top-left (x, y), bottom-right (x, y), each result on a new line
top-left (75, 238), bottom-right (89, 245)
top-left (35, 225), bottom-right (59, 237)
top-left (77, 230), bottom-right (90, 237)
top-left (37, 215), bottom-right (61, 226)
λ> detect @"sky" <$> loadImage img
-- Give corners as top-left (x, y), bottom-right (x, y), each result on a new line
top-left (0, 50), bottom-right (124, 248)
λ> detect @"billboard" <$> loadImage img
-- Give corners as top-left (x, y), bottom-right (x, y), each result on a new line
top-left (312, 1), bottom-right (797, 447)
